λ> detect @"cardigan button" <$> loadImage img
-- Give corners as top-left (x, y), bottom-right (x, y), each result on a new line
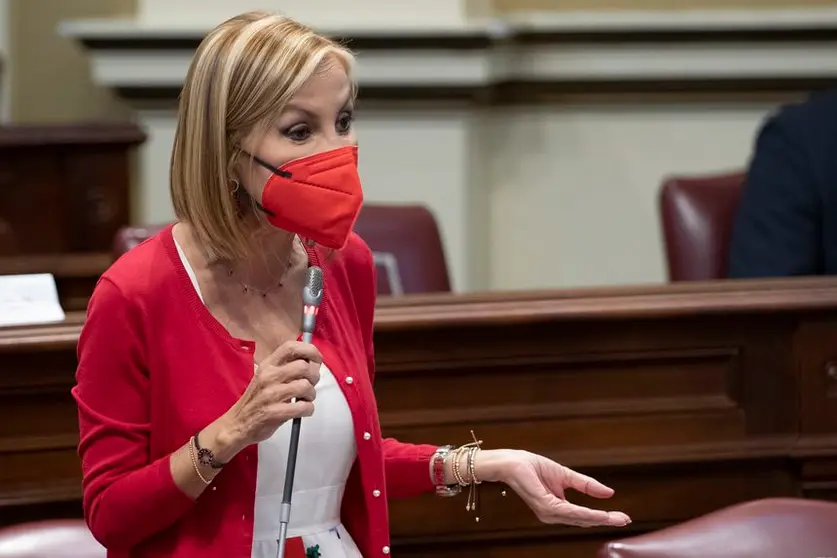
top-left (382, 546), bottom-right (390, 554)
top-left (363, 432), bottom-right (371, 440)
top-left (373, 489), bottom-right (381, 497)
top-left (345, 376), bottom-right (354, 384)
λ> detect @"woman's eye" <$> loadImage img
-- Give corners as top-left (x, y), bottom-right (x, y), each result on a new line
top-left (337, 112), bottom-right (354, 134)
top-left (284, 125), bottom-right (311, 142)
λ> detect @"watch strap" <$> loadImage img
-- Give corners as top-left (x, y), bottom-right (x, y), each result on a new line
top-left (193, 432), bottom-right (226, 469)
top-left (431, 445), bottom-right (461, 497)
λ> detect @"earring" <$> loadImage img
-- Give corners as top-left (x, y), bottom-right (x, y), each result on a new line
top-left (230, 179), bottom-right (240, 195)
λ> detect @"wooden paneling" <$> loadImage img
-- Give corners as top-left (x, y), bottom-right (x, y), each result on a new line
top-left (0, 124), bottom-right (144, 310)
top-left (3, 278), bottom-right (837, 555)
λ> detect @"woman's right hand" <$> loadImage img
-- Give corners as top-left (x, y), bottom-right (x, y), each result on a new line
top-left (219, 340), bottom-right (322, 452)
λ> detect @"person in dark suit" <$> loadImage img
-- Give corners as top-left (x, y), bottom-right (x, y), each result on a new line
top-left (728, 89), bottom-right (837, 278)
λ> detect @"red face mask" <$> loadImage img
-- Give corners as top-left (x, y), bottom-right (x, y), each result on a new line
top-left (249, 146), bottom-right (363, 250)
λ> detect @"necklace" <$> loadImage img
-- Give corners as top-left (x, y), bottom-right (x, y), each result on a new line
top-left (224, 236), bottom-right (299, 297)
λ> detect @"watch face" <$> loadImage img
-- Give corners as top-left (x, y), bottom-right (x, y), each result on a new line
top-left (197, 447), bottom-right (214, 466)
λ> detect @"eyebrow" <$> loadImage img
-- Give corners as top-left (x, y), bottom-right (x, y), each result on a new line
top-left (282, 95), bottom-right (355, 119)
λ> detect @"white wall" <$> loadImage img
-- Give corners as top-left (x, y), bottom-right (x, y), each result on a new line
top-left (489, 103), bottom-right (771, 289)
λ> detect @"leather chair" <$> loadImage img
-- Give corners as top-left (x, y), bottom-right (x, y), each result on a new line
top-left (351, 204), bottom-right (450, 295)
top-left (597, 497), bottom-right (837, 558)
top-left (113, 204), bottom-right (451, 295)
top-left (659, 172), bottom-right (745, 281)
top-left (0, 520), bottom-right (105, 558)
top-left (113, 223), bottom-right (168, 256)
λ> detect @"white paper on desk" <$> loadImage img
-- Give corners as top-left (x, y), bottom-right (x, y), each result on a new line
top-left (0, 273), bottom-right (66, 327)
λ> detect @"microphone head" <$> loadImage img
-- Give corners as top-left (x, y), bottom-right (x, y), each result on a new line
top-left (302, 266), bottom-right (324, 307)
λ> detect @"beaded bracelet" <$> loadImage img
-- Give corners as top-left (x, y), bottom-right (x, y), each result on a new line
top-left (188, 436), bottom-right (211, 485)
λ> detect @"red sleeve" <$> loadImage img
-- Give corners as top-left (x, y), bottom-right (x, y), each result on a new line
top-left (74, 277), bottom-right (195, 548)
top-left (347, 234), bottom-right (437, 498)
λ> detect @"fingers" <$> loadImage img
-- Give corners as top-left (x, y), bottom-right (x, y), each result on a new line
top-left (259, 357), bottom-right (321, 388)
top-left (284, 378), bottom-right (317, 403)
top-left (563, 468), bottom-right (615, 499)
top-left (267, 399), bottom-right (315, 423)
top-left (264, 340), bottom-right (322, 367)
top-left (538, 499), bottom-right (631, 527)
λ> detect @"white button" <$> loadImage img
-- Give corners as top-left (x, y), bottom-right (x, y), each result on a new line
top-left (211, 486), bottom-right (217, 491)
top-left (363, 432), bottom-right (371, 440)
top-left (345, 376), bottom-right (354, 384)
top-left (382, 546), bottom-right (390, 554)
top-left (373, 489), bottom-right (381, 497)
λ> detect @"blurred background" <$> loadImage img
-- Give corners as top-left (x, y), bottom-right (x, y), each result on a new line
top-left (5, 0), bottom-right (830, 294)
top-left (5, 2), bottom-right (837, 556)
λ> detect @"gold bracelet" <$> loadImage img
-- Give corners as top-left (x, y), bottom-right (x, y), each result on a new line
top-left (454, 430), bottom-right (483, 522)
top-left (188, 436), bottom-right (211, 485)
top-left (452, 446), bottom-right (468, 486)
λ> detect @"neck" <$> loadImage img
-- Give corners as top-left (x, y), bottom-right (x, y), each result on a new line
top-left (231, 219), bottom-right (298, 287)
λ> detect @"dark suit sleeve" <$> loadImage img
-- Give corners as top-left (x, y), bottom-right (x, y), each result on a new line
top-left (727, 109), bottom-right (821, 278)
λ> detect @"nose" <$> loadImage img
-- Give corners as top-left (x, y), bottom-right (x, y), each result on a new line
top-left (325, 135), bottom-right (355, 150)
top-left (322, 127), bottom-right (356, 151)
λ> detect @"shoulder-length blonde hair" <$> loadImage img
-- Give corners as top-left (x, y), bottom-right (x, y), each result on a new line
top-left (170, 11), bottom-right (355, 262)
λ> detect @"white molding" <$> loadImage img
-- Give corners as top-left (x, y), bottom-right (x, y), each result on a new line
top-left (58, 7), bottom-right (837, 37)
top-left (506, 8), bottom-right (837, 32)
top-left (57, 17), bottom-right (497, 40)
top-left (89, 49), bottom-right (501, 89)
top-left (59, 9), bottom-right (837, 92)
top-left (515, 42), bottom-right (837, 81)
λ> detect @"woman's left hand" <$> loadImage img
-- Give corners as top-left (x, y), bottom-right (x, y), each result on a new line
top-left (475, 449), bottom-right (631, 528)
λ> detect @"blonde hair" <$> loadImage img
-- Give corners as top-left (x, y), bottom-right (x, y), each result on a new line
top-left (170, 11), bottom-right (355, 262)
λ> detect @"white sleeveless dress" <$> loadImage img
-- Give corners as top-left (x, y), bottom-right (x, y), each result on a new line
top-left (174, 239), bottom-right (363, 558)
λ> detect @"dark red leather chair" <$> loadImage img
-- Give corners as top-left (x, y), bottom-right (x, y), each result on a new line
top-left (113, 223), bottom-right (168, 256)
top-left (113, 204), bottom-right (451, 295)
top-left (0, 520), bottom-right (104, 558)
top-left (351, 204), bottom-right (450, 295)
top-left (597, 498), bottom-right (837, 558)
top-left (659, 172), bottom-right (745, 281)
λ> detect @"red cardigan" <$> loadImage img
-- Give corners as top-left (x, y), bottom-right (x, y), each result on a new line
top-left (73, 225), bottom-right (437, 557)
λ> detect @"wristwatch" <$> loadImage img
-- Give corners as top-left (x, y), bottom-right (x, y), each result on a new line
top-left (431, 445), bottom-right (461, 497)
top-left (194, 432), bottom-right (226, 469)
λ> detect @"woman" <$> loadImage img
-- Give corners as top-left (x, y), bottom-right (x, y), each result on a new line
top-left (73, 11), bottom-right (630, 558)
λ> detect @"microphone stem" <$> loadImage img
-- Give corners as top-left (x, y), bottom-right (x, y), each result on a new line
top-left (276, 328), bottom-right (314, 557)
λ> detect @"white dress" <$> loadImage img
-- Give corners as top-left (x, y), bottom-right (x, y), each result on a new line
top-left (174, 239), bottom-right (362, 558)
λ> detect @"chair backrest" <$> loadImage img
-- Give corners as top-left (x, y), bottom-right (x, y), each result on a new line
top-left (659, 172), bottom-right (745, 281)
top-left (0, 520), bottom-right (105, 558)
top-left (113, 204), bottom-right (451, 296)
top-left (352, 204), bottom-right (450, 295)
top-left (113, 223), bottom-right (168, 256)
top-left (597, 498), bottom-right (837, 558)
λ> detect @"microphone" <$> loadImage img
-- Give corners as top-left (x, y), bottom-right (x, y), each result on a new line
top-left (277, 266), bottom-right (323, 558)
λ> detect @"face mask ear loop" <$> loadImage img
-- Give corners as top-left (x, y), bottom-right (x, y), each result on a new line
top-left (240, 149), bottom-right (292, 178)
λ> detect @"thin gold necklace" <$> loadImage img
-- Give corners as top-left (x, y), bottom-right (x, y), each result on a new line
top-left (225, 236), bottom-right (300, 297)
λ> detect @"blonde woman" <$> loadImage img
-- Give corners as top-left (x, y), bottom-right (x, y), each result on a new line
top-left (73, 11), bottom-right (631, 558)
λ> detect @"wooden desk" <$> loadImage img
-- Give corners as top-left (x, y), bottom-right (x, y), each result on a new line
top-left (3, 278), bottom-right (837, 556)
